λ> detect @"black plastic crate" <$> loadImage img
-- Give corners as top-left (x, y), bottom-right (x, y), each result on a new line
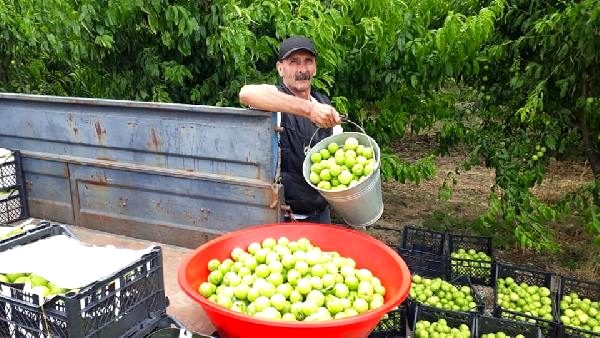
top-left (0, 150), bottom-right (29, 224)
top-left (0, 223), bottom-right (168, 337)
top-left (493, 309), bottom-right (560, 338)
top-left (400, 225), bottom-right (446, 255)
top-left (0, 220), bottom-right (54, 246)
top-left (557, 276), bottom-right (600, 338)
top-left (397, 248), bottom-right (446, 279)
top-left (369, 304), bottom-right (407, 338)
top-left (407, 275), bottom-right (485, 331)
top-left (125, 315), bottom-right (188, 337)
top-left (448, 234), bottom-right (495, 286)
top-left (0, 222), bottom-right (74, 250)
top-left (476, 315), bottom-right (543, 338)
top-left (412, 303), bottom-right (476, 336)
top-left (560, 326), bottom-right (600, 338)
top-left (494, 263), bottom-right (559, 337)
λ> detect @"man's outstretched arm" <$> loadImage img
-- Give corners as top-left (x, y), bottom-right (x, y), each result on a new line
top-left (239, 84), bottom-right (341, 128)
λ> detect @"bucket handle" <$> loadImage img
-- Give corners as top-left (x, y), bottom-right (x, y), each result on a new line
top-left (304, 117), bottom-right (379, 164)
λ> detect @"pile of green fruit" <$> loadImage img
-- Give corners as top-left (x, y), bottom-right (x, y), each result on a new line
top-left (450, 248), bottom-right (492, 279)
top-left (414, 318), bottom-right (471, 338)
top-left (496, 277), bottom-right (554, 321)
top-left (559, 291), bottom-right (600, 334)
top-left (308, 136), bottom-right (376, 191)
top-left (450, 248), bottom-right (492, 268)
top-left (0, 272), bottom-right (74, 298)
top-left (197, 236), bottom-right (386, 321)
top-left (0, 226), bottom-right (24, 240)
top-left (409, 275), bottom-right (477, 312)
top-left (481, 333), bottom-right (525, 338)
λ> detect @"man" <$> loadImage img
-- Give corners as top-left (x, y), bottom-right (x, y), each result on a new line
top-left (239, 36), bottom-right (342, 223)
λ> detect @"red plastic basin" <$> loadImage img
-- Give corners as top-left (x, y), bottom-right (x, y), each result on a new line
top-left (178, 222), bottom-right (411, 338)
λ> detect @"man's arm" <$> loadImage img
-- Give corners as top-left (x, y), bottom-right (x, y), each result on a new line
top-left (239, 84), bottom-right (341, 128)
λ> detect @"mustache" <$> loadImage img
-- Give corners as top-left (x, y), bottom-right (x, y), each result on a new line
top-left (295, 73), bottom-right (312, 81)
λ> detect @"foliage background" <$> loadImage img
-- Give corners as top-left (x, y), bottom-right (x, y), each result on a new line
top-left (0, 0), bottom-right (598, 254)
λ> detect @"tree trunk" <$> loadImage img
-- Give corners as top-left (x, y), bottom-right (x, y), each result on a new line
top-left (580, 81), bottom-right (600, 179)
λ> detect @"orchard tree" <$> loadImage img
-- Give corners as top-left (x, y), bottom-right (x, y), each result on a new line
top-left (1, 0), bottom-right (598, 251)
top-left (458, 0), bottom-right (600, 250)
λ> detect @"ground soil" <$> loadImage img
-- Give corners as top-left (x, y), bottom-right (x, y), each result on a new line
top-left (358, 133), bottom-right (599, 282)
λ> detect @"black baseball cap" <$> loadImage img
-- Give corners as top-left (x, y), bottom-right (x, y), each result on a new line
top-left (278, 36), bottom-right (318, 60)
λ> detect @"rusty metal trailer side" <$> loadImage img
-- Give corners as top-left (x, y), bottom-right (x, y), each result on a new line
top-left (0, 93), bottom-right (283, 248)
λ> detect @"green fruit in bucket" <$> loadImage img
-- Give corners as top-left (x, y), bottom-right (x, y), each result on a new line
top-left (344, 156), bottom-right (357, 167)
top-left (338, 170), bottom-right (353, 185)
top-left (309, 172), bottom-right (321, 185)
top-left (363, 163), bottom-right (375, 176)
top-left (188, 231), bottom-right (405, 329)
top-left (344, 149), bottom-right (357, 159)
top-left (327, 142), bottom-right (339, 154)
top-left (362, 147), bottom-right (374, 159)
top-left (329, 164), bottom-right (342, 177)
top-left (209, 270), bottom-right (223, 285)
top-left (317, 181), bottom-right (331, 190)
top-left (356, 145), bottom-right (365, 156)
top-left (310, 152), bottom-right (322, 163)
top-left (344, 137), bottom-right (359, 151)
top-left (320, 149), bottom-right (331, 160)
top-left (319, 169), bottom-right (332, 181)
top-left (208, 259), bottom-right (221, 271)
top-left (326, 157), bottom-right (337, 168)
top-left (334, 149), bottom-right (345, 164)
top-left (351, 164), bottom-right (364, 176)
top-left (199, 282), bottom-right (216, 297)
top-left (311, 162), bottom-right (323, 174)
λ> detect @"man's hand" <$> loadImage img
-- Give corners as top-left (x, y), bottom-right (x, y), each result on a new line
top-left (309, 101), bottom-right (342, 128)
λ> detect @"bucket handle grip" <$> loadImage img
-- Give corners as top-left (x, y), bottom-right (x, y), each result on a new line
top-left (304, 117), bottom-right (379, 164)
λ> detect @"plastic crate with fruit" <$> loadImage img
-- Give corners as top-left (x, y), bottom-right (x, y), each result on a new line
top-left (476, 315), bottom-right (543, 338)
top-left (493, 263), bottom-right (560, 337)
top-left (407, 275), bottom-right (484, 331)
top-left (557, 275), bottom-right (600, 338)
top-left (369, 304), bottom-right (407, 338)
top-left (0, 223), bottom-right (170, 337)
top-left (0, 149), bottom-right (28, 224)
top-left (447, 233), bottom-right (495, 286)
top-left (412, 303), bottom-right (476, 337)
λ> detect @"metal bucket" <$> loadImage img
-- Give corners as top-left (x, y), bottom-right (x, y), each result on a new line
top-left (302, 131), bottom-right (383, 226)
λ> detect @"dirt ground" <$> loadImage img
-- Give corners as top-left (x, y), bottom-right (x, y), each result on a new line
top-left (360, 134), bottom-right (599, 281)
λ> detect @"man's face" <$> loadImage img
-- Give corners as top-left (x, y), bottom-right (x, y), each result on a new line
top-left (277, 50), bottom-right (317, 94)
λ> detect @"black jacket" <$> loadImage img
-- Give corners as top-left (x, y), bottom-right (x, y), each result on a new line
top-left (278, 85), bottom-right (332, 215)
